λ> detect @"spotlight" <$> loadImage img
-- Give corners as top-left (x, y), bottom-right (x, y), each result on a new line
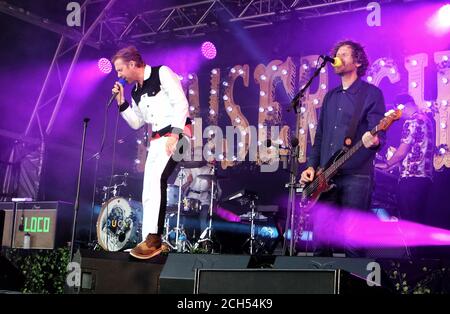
top-left (98, 58), bottom-right (112, 74)
top-left (438, 4), bottom-right (450, 29)
top-left (201, 41), bottom-right (217, 60)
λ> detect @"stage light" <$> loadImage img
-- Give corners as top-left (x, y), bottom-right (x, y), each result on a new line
top-left (223, 95), bottom-right (229, 101)
top-left (210, 89), bottom-right (217, 95)
top-left (201, 41), bottom-right (217, 59)
top-left (98, 58), bottom-right (112, 74)
top-left (271, 65), bottom-right (278, 71)
top-left (209, 109), bottom-right (215, 115)
top-left (211, 69), bottom-right (218, 74)
top-left (259, 107), bottom-right (265, 112)
top-left (438, 4), bottom-right (450, 28)
top-left (235, 117), bottom-right (241, 124)
top-left (227, 106), bottom-right (233, 112)
top-left (189, 106), bottom-right (195, 111)
top-left (281, 69), bottom-right (288, 75)
top-left (260, 91), bottom-right (266, 96)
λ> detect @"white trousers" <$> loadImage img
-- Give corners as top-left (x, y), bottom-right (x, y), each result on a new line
top-left (141, 137), bottom-right (172, 238)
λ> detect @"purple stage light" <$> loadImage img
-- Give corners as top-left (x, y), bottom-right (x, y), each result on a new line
top-left (427, 3), bottom-right (450, 35)
top-left (438, 4), bottom-right (450, 28)
top-left (306, 203), bottom-right (450, 249)
top-left (201, 41), bottom-right (217, 60)
top-left (98, 57), bottom-right (112, 74)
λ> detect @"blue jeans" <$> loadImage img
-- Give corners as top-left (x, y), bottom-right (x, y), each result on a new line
top-left (313, 174), bottom-right (373, 257)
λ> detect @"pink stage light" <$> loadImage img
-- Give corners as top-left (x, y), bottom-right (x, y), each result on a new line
top-left (428, 3), bottom-right (450, 35)
top-left (98, 57), bottom-right (112, 74)
top-left (438, 4), bottom-right (450, 28)
top-left (201, 41), bottom-right (217, 60)
top-left (307, 203), bottom-right (450, 249)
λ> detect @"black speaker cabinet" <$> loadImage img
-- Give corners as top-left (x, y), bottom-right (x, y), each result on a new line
top-left (274, 256), bottom-right (374, 280)
top-left (73, 249), bottom-right (165, 294)
top-left (194, 269), bottom-right (374, 294)
top-left (159, 253), bottom-right (250, 294)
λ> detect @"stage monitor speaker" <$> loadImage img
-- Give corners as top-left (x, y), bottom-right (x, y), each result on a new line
top-left (194, 269), bottom-right (375, 294)
top-left (70, 249), bottom-right (165, 294)
top-left (159, 253), bottom-right (250, 294)
top-left (0, 254), bottom-right (24, 292)
top-left (274, 256), bottom-right (374, 279)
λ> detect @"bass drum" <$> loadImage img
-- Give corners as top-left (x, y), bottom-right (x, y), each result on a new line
top-left (96, 197), bottom-right (143, 251)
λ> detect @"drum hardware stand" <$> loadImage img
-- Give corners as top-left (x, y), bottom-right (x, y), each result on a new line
top-left (244, 198), bottom-right (258, 255)
top-left (194, 165), bottom-right (217, 253)
top-left (169, 166), bottom-right (193, 252)
top-left (161, 213), bottom-right (192, 252)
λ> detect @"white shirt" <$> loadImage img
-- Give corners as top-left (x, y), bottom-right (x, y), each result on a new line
top-left (120, 65), bottom-right (189, 133)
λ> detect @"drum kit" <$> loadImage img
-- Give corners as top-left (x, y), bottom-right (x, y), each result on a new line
top-left (162, 162), bottom-right (224, 253)
top-left (95, 161), bottom-right (226, 253)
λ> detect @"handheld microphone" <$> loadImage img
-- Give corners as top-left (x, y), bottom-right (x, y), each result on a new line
top-left (320, 55), bottom-right (343, 67)
top-left (107, 78), bottom-right (127, 108)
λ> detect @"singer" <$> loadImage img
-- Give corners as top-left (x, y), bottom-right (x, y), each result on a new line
top-left (111, 46), bottom-right (191, 259)
top-left (299, 40), bottom-right (386, 257)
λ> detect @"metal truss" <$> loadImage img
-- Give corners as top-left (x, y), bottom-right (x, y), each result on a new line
top-left (0, 0), bottom-right (117, 200)
top-left (1, 0), bottom-right (403, 48)
top-left (108, 0), bottom-right (386, 44)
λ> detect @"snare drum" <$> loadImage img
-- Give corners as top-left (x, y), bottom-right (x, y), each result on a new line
top-left (96, 197), bottom-right (143, 251)
top-left (182, 197), bottom-right (201, 214)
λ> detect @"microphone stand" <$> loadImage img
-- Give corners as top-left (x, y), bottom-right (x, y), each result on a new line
top-left (71, 118), bottom-right (90, 260)
top-left (283, 58), bottom-right (328, 256)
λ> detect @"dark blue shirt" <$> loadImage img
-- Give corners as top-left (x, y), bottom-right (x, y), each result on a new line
top-left (306, 78), bottom-right (386, 176)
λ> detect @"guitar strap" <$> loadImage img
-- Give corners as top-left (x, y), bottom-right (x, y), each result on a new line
top-left (343, 82), bottom-right (369, 149)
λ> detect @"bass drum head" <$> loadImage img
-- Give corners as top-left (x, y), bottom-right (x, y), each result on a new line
top-left (96, 197), bottom-right (143, 251)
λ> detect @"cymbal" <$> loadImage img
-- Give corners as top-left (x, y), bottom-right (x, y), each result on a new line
top-left (179, 160), bottom-right (207, 168)
top-left (197, 174), bottom-right (228, 181)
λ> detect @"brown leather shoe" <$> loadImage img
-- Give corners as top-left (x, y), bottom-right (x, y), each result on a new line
top-left (130, 234), bottom-right (162, 260)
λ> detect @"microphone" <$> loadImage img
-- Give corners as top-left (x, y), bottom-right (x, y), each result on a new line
top-left (320, 55), bottom-right (343, 67)
top-left (107, 78), bottom-right (127, 108)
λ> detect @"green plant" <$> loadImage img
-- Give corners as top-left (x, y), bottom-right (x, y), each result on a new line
top-left (7, 247), bottom-right (70, 294)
